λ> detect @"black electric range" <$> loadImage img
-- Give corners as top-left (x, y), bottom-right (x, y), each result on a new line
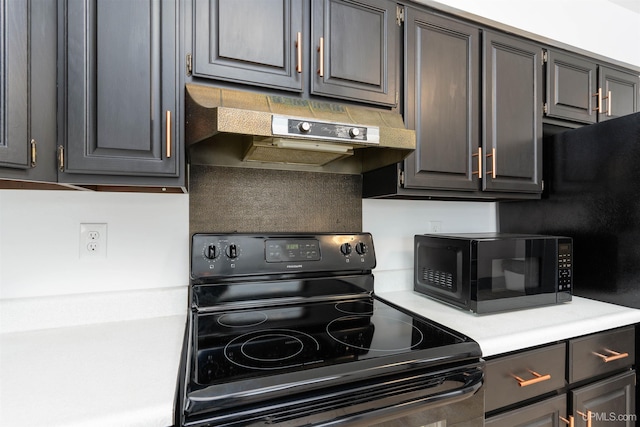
top-left (176, 233), bottom-right (483, 427)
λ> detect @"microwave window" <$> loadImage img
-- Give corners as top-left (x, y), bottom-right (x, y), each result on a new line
top-left (479, 257), bottom-right (541, 299)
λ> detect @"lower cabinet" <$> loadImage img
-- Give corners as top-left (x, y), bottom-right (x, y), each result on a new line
top-left (485, 394), bottom-right (566, 427)
top-left (485, 326), bottom-right (636, 427)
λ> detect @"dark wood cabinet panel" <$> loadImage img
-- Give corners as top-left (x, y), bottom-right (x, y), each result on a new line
top-left (60, 0), bottom-right (180, 181)
top-left (193, 0), bottom-right (304, 92)
top-left (1, 0), bottom-right (57, 183)
top-left (485, 395), bottom-right (567, 427)
top-left (545, 50), bottom-right (598, 124)
top-left (403, 8), bottom-right (479, 191)
top-left (311, 0), bottom-right (398, 106)
top-left (0, 0), bottom-right (29, 169)
top-left (544, 49), bottom-right (639, 125)
top-left (599, 66), bottom-right (639, 122)
top-left (571, 370), bottom-right (636, 427)
top-left (483, 31), bottom-right (543, 194)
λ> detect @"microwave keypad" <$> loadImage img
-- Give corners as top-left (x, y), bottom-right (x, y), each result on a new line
top-left (558, 244), bottom-right (572, 291)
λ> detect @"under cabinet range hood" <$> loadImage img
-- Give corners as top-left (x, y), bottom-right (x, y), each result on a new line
top-left (185, 84), bottom-right (416, 174)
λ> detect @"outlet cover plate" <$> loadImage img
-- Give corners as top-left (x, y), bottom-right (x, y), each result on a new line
top-left (80, 223), bottom-right (107, 259)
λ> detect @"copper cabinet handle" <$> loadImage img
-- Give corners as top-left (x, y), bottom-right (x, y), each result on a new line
top-left (560, 415), bottom-right (574, 427)
top-left (166, 110), bottom-right (172, 158)
top-left (592, 88), bottom-right (602, 112)
top-left (57, 145), bottom-right (65, 172)
top-left (607, 90), bottom-right (612, 116)
top-left (30, 139), bottom-right (37, 168)
top-left (472, 147), bottom-right (482, 179)
top-left (317, 37), bottom-right (324, 77)
top-left (577, 410), bottom-right (592, 427)
top-left (592, 348), bottom-right (629, 363)
top-left (512, 369), bottom-right (551, 387)
top-left (485, 147), bottom-right (496, 179)
top-left (295, 32), bottom-right (302, 73)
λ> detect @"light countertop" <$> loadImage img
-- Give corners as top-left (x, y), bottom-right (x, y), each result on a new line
top-left (0, 315), bottom-right (186, 427)
top-left (378, 290), bottom-right (640, 357)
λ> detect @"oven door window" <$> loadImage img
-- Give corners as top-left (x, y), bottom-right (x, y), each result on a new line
top-left (475, 239), bottom-right (554, 301)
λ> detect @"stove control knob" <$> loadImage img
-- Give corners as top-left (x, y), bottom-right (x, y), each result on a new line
top-left (355, 242), bottom-right (367, 255)
top-left (340, 243), bottom-right (352, 256)
top-left (349, 127), bottom-right (360, 138)
top-left (298, 121), bottom-right (311, 133)
top-left (204, 244), bottom-right (219, 260)
top-left (226, 244), bottom-right (238, 259)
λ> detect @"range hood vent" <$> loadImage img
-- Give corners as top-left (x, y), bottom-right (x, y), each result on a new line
top-left (185, 84), bottom-right (415, 174)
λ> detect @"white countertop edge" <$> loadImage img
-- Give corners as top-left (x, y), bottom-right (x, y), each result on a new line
top-left (0, 286), bottom-right (189, 334)
top-left (377, 290), bottom-right (640, 357)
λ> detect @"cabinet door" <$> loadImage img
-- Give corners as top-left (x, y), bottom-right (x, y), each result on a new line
top-left (545, 50), bottom-right (598, 124)
top-left (1, 0), bottom-right (57, 184)
top-left (598, 66), bottom-right (639, 122)
top-left (193, 0), bottom-right (304, 92)
top-left (0, 0), bottom-right (29, 169)
top-left (571, 370), bottom-right (636, 427)
top-left (61, 0), bottom-right (178, 178)
top-left (485, 394), bottom-right (567, 427)
top-left (311, 0), bottom-right (397, 106)
top-left (483, 31), bottom-right (543, 194)
top-left (403, 9), bottom-right (479, 191)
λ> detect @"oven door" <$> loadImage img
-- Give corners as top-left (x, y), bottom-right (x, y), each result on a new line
top-left (473, 237), bottom-right (558, 313)
top-left (184, 364), bottom-right (483, 427)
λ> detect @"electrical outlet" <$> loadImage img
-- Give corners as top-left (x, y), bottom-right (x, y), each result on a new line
top-left (80, 223), bottom-right (107, 259)
top-left (428, 221), bottom-right (442, 233)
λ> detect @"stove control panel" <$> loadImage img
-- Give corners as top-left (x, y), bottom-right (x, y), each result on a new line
top-left (191, 233), bottom-right (376, 281)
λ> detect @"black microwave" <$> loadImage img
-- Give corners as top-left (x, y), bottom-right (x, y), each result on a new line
top-left (414, 233), bottom-right (572, 314)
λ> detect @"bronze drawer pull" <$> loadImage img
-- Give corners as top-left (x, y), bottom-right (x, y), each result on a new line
top-left (295, 32), bottom-right (302, 73)
top-left (512, 369), bottom-right (551, 387)
top-left (592, 348), bottom-right (629, 363)
top-left (317, 37), bottom-right (324, 77)
top-left (560, 415), bottom-right (574, 427)
top-left (472, 147), bottom-right (482, 179)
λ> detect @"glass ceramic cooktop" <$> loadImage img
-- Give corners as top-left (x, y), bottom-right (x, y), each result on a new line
top-left (194, 296), bottom-right (468, 385)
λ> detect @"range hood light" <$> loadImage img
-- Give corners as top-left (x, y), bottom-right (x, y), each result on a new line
top-left (274, 139), bottom-right (353, 154)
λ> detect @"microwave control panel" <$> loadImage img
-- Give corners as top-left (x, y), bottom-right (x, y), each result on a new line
top-left (557, 239), bottom-right (573, 292)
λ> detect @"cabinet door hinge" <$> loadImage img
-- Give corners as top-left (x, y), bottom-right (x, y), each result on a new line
top-left (30, 139), bottom-right (37, 168)
top-left (57, 145), bottom-right (65, 172)
top-left (186, 53), bottom-right (193, 77)
top-left (398, 169), bottom-right (405, 186)
top-left (543, 102), bottom-right (548, 114)
top-left (542, 50), bottom-right (548, 64)
top-left (396, 5), bottom-right (404, 26)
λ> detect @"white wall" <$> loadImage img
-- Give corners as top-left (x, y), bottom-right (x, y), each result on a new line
top-left (0, 190), bottom-right (188, 297)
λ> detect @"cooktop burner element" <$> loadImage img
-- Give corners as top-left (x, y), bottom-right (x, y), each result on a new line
top-left (178, 233), bottom-right (483, 427)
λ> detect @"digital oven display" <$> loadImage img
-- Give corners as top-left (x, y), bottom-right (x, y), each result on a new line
top-left (266, 239), bottom-right (321, 262)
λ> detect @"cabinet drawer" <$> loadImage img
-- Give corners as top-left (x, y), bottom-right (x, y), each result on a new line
top-left (485, 394), bottom-right (566, 427)
top-left (485, 343), bottom-right (566, 413)
top-left (568, 326), bottom-right (635, 384)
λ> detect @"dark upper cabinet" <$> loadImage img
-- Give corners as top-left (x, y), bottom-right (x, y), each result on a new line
top-left (545, 50), bottom-right (639, 124)
top-left (0, 0), bottom-right (57, 183)
top-left (190, 0), bottom-right (398, 107)
top-left (483, 31), bottom-right (543, 194)
top-left (193, 0), bottom-right (304, 92)
top-left (363, 13), bottom-right (543, 200)
top-left (599, 66), bottom-right (639, 122)
top-left (58, 0), bottom-right (183, 188)
top-left (402, 8), bottom-right (479, 191)
top-left (311, 0), bottom-right (398, 106)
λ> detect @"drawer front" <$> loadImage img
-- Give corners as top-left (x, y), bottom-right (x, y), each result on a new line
top-left (485, 394), bottom-right (567, 427)
top-left (485, 343), bottom-right (566, 413)
top-left (569, 326), bottom-right (635, 384)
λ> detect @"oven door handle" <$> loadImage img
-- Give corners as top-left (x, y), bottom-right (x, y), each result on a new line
top-left (316, 367), bottom-right (484, 427)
